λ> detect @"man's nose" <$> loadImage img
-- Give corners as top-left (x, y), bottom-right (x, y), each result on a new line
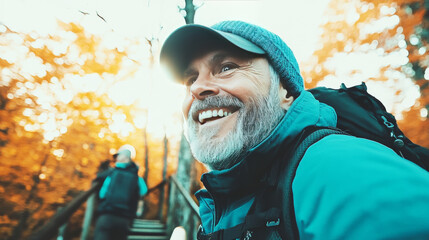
top-left (189, 75), bottom-right (219, 100)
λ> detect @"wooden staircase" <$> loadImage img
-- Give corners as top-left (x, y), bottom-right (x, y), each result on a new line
top-left (127, 219), bottom-right (168, 240)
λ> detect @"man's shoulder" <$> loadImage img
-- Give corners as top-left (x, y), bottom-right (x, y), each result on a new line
top-left (304, 133), bottom-right (399, 160)
top-left (291, 133), bottom-right (429, 193)
top-left (301, 133), bottom-right (410, 168)
top-left (290, 134), bottom-right (429, 239)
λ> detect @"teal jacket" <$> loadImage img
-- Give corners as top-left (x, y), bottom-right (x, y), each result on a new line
top-left (195, 90), bottom-right (429, 239)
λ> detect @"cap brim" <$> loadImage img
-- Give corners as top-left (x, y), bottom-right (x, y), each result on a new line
top-left (160, 24), bottom-right (265, 82)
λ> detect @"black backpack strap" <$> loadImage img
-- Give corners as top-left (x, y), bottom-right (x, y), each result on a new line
top-left (279, 127), bottom-right (345, 240)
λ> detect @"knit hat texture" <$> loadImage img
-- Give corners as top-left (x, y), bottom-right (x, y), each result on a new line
top-left (211, 21), bottom-right (304, 96)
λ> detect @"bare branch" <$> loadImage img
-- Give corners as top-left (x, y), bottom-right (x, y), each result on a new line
top-left (0, 23), bottom-right (17, 33)
top-left (78, 10), bottom-right (89, 15)
top-left (195, 2), bottom-right (204, 11)
top-left (96, 11), bottom-right (107, 23)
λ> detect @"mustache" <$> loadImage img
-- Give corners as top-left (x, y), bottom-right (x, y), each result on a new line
top-left (188, 95), bottom-right (244, 118)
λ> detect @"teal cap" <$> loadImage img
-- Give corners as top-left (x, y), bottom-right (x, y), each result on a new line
top-left (160, 24), bottom-right (265, 81)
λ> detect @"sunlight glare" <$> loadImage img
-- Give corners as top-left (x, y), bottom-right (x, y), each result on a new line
top-left (109, 113), bottom-right (134, 137)
top-left (346, 8), bottom-right (360, 25)
top-left (142, 65), bottom-right (185, 139)
top-left (67, 73), bottom-right (103, 93)
top-left (109, 148), bottom-right (116, 155)
top-left (0, 43), bottom-right (27, 65)
top-left (410, 34), bottom-right (419, 45)
top-left (23, 108), bottom-right (33, 117)
top-left (133, 114), bottom-right (147, 129)
top-left (60, 126), bottom-right (67, 134)
top-left (380, 5), bottom-right (396, 16)
top-left (421, 108), bottom-right (428, 118)
top-left (1, 68), bottom-right (13, 85)
top-left (360, 15), bottom-right (400, 39)
top-left (53, 149), bottom-right (64, 158)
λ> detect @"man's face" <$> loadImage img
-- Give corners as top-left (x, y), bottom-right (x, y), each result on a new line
top-left (181, 48), bottom-right (287, 170)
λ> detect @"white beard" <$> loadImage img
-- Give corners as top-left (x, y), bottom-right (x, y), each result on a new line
top-left (186, 70), bottom-right (286, 170)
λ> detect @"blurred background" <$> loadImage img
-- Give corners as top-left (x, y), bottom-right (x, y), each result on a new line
top-left (0, 0), bottom-right (428, 239)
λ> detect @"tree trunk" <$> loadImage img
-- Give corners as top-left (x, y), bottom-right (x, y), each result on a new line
top-left (162, 133), bottom-right (168, 183)
top-left (80, 183), bottom-right (97, 240)
top-left (176, 133), bottom-right (193, 191)
top-left (143, 125), bottom-right (149, 183)
top-left (184, 0), bottom-right (196, 24)
top-left (158, 132), bottom-right (169, 219)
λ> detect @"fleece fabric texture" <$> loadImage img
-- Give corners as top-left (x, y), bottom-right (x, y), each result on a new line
top-left (195, 90), bottom-right (429, 239)
top-left (212, 21), bottom-right (304, 97)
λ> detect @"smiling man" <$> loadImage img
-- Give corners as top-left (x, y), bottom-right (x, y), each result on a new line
top-left (160, 21), bottom-right (429, 240)
top-left (182, 47), bottom-right (290, 170)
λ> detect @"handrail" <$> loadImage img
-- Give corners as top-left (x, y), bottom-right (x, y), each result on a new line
top-left (170, 175), bottom-right (199, 216)
top-left (29, 181), bottom-right (102, 240)
top-left (28, 174), bottom-right (198, 240)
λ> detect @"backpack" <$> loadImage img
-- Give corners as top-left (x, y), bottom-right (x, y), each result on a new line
top-left (309, 82), bottom-right (429, 170)
top-left (197, 82), bottom-right (429, 240)
top-left (97, 164), bottom-right (140, 218)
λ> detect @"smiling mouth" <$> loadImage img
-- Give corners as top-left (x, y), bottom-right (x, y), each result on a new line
top-left (195, 108), bottom-right (238, 124)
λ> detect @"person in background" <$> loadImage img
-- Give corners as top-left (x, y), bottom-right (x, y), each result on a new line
top-left (94, 144), bottom-right (147, 240)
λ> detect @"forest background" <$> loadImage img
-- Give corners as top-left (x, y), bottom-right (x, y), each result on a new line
top-left (1, 0), bottom-right (428, 239)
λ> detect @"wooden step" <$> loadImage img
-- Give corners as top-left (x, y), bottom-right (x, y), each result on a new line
top-left (132, 222), bottom-right (165, 228)
top-left (128, 219), bottom-right (167, 239)
top-left (133, 219), bottom-right (163, 224)
top-left (129, 227), bottom-right (166, 235)
top-left (127, 235), bottom-right (168, 240)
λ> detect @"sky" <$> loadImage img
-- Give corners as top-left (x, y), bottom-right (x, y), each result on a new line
top-left (0, 0), bottom-right (331, 61)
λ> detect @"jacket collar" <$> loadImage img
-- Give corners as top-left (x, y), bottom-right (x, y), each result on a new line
top-left (198, 91), bottom-right (337, 198)
top-left (115, 161), bottom-right (138, 170)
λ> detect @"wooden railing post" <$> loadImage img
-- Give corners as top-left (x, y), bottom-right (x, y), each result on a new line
top-left (166, 177), bottom-right (176, 234)
top-left (191, 214), bottom-right (200, 239)
top-left (166, 175), bottom-right (200, 240)
top-left (183, 201), bottom-right (192, 240)
top-left (158, 133), bottom-right (169, 220)
top-left (80, 183), bottom-right (97, 240)
top-left (158, 182), bottom-right (166, 220)
top-left (29, 182), bottom-right (101, 240)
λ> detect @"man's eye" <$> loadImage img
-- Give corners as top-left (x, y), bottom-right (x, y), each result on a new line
top-left (219, 64), bottom-right (238, 73)
top-left (221, 66), bottom-right (232, 72)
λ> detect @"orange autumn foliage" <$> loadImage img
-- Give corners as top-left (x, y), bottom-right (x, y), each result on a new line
top-left (0, 22), bottom-right (179, 239)
top-left (301, 0), bottom-right (429, 148)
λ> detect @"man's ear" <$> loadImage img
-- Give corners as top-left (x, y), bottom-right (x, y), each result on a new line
top-left (278, 86), bottom-right (294, 111)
